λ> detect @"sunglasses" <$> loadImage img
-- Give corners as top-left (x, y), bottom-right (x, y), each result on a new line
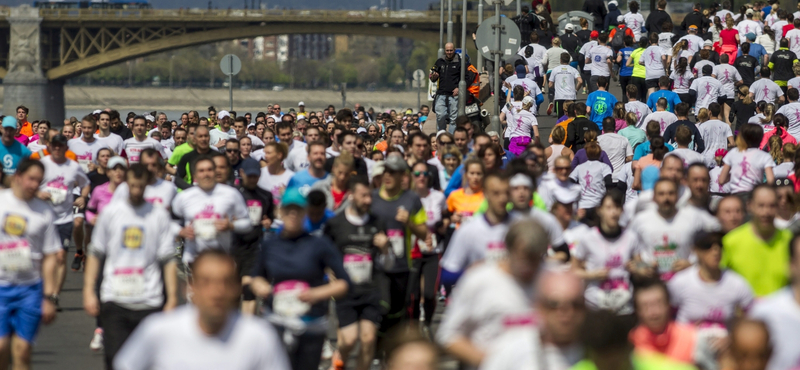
top-left (226, 149), bottom-right (240, 153)
top-left (412, 171), bottom-right (429, 177)
top-left (541, 299), bottom-right (585, 311)
top-left (555, 166), bottom-right (571, 171)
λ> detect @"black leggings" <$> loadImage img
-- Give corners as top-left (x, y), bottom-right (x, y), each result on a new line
top-left (381, 271), bottom-right (410, 335)
top-left (276, 327), bottom-right (326, 370)
top-left (408, 254), bottom-right (439, 324)
top-left (631, 77), bottom-right (647, 101)
top-left (620, 75), bottom-right (632, 103)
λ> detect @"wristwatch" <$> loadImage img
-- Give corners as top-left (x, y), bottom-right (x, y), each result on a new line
top-left (45, 294), bottom-right (58, 304)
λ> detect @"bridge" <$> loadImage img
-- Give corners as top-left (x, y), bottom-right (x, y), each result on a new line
top-left (0, 5), bottom-right (501, 122)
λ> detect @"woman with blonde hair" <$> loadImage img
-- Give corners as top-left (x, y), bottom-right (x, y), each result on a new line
top-left (545, 125), bottom-right (575, 172)
top-left (773, 143), bottom-right (797, 177)
top-left (669, 40), bottom-right (692, 72)
top-left (447, 158), bottom-right (485, 229)
top-left (437, 144), bottom-right (462, 188)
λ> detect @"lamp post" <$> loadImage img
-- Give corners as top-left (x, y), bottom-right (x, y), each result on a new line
top-left (438, 0), bottom-right (445, 58)
top-left (457, 0), bottom-right (468, 116)
top-left (447, 0), bottom-right (453, 43)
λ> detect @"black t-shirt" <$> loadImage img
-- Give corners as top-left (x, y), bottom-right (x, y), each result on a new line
top-left (323, 212), bottom-right (386, 297)
top-left (87, 170), bottom-right (109, 194)
top-left (369, 189), bottom-right (424, 274)
top-left (175, 149), bottom-right (213, 189)
top-left (235, 186), bottom-right (274, 245)
top-left (770, 49), bottom-right (798, 81)
top-left (110, 126), bottom-right (133, 141)
top-left (561, 33), bottom-right (582, 61)
top-left (731, 101), bottom-right (757, 130)
top-left (691, 50), bottom-right (720, 69)
top-left (576, 30), bottom-right (592, 44)
top-left (734, 55), bottom-right (758, 87)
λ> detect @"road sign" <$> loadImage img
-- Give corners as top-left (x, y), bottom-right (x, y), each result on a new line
top-left (475, 15), bottom-right (521, 61)
top-left (484, 0), bottom-right (514, 6)
top-left (220, 54), bottom-right (242, 76)
top-left (413, 69), bottom-right (425, 82)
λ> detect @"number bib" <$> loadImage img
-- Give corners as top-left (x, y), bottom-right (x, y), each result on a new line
top-left (78, 159), bottom-right (91, 173)
top-left (387, 229), bottom-right (405, 257)
top-left (654, 249), bottom-right (677, 279)
top-left (112, 267), bottom-right (145, 297)
top-left (273, 280), bottom-right (310, 318)
top-left (343, 253), bottom-right (373, 284)
top-left (193, 218), bottom-right (218, 240)
top-left (0, 240), bottom-right (33, 273)
top-left (485, 242), bottom-right (508, 263)
top-left (246, 200), bottom-right (262, 226)
top-left (45, 185), bottom-right (68, 205)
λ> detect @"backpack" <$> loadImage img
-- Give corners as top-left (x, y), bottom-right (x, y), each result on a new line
top-left (611, 26), bottom-right (628, 50)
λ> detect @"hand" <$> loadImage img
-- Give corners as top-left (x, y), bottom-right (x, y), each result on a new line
top-left (179, 225), bottom-right (195, 240)
top-left (214, 218), bottom-right (232, 232)
top-left (298, 287), bottom-right (325, 304)
top-left (395, 207), bottom-right (409, 224)
top-left (261, 218), bottom-right (272, 229)
top-left (451, 213), bottom-right (462, 225)
top-left (73, 196), bottom-right (86, 208)
top-left (373, 232), bottom-right (388, 250)
top-left (87, 162), bottom-right (97, 172)
top-left (215, 139), bottom-right (227, 148)
top-left (671, 259), bottom-right (692, 272)
top-left (250, 278), bottom-right (272, 298)
top-left (594, 269), bottom-right (610, 280)
top-left (83, 290), bottom-right (100, 317)
top-left (430, 72), bottom-right (439, 80)
top-left (424, 233), bottom-right (434, 250)
top-left (37, 191), bottom-right (51, 201)
top-left (452, 88), bottom-right (459, 96)
top-left (42, 299), bottom-right (57, 324)
top-left (163, 297), bottom-right (178, 312)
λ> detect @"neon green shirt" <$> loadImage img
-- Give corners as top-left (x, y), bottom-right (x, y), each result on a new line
top-left (474, 192), bottom-right (547, 215)
top-left (630, 48), bottom-right (647, 79)
top-left (168, 143), bottom-right (193, 167)
top-left (721, 222), bottom-right (792, 297)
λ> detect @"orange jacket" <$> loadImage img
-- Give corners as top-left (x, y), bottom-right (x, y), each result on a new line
top-left (19, 121), bottom-right (33, 137)
top-left (629, 322), bottom-right (697, 365)
top-left (31, 149), bottom-right (78, 161)
top-left (467, 64), bottom-right (481, 99)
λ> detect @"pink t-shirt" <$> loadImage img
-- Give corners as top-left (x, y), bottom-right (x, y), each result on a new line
top-left (14, 134), bottom-right (29, 146)
top-left (87, 182), bottom-right (114, 224)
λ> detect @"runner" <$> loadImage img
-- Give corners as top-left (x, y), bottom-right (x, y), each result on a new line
top-left (641, 33), bottom-right (668, 96)
top-left (0, 116), bottom-right (32, 186)
top-left (82, 164), bottom-right (178, 369)
top-left (0, 159), bottom-right (60, 369)
top-left (112, 149), bottom-right (178, 210)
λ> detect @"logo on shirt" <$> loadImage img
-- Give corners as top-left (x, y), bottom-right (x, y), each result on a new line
top-left (123, 226), bottom-right (144, 249)
top-left (3, 214), bottom-right (27, 237)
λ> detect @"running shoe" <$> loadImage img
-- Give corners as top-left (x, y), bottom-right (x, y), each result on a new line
top-left (321, 339), bottom-right (334, 360)
top-left (547, 102), bottom-right (554, 116)
top-left (90, 328), bottom-right (104, 351)
top-left (71, 252), bottom-right (84, 271)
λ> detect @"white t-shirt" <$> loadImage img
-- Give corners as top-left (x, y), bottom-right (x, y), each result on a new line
top-left (722, 147), bottom-right (775, 193)
top-left (537, 176), bottom-right (582, 210)
top-left (505, 108), bottom-right (538, 139)
top-left (658, 32), bottom-right (675, 54)
top-left (171, 184), bottom-right (250, 263)
top-left (667, 148), bottom-right (706, 168)
top-left (440, 214), bottom-right (520, 272)
top-left (716, 9), bottom-right (733, 21)
top-left (709, 166), bottom-right (731, 193)
top-left (91, 199), bottom-right (173, 308)
top-left (574, 227), bottom-right (639, 313)
top-left (788, 76), bottom-right (800, 90)
top-left (668, 265), bottom-right (754, 327)
top-left (713, 64), bottom-right (742, 98)
top-left (773, 162), bottom-right (794, 178)
top-left (414, 190), bottom-right (447, 254)
top-left (39, 156), bottom-right (89, 225)
top-left (114, 305), bottom-right (290, 370)
top-left (548, 65), bottom-right (581, 101)
top-left (68, 138), bottom-right (108, 173)
top-left (642, 111), bottom-right (678, 135)
top-left (629, 207), bottom-right (720, 279)
top-left (623, 12), bottom-right (645, 39)
top-left (284, 146), bottom-right (309, 172)
top-left (736, 20), bottom-right (762, 42)
top-left (597, 133), bottom-right (634, 175)
top-left (751, 78), bottom-right (785, 104)
top-left (642, 46), bottom-right (667, 80)
top-left (95, 132), bottom-right (125, 155)
top-left (690, 76), bottom-right (723, 110)
top-left (678, 34), bottom-right (705, 54)
top-left (749, 288), bottom-right (800, 370)
top-left (669, 69), bottom-right (694, 94)
top-left (325, 146), bottom-right (340, 158)
top-left (0, 189), bottom-right (61, 286)
top-left (776, 101), bottom-right (800, 140)
top-left (209, 127), bottom-right (235, 146)
top-left (528, 208), bottom-right (566, 247)
top-left (257, 168), bottom-right (295, 206)
top-left (112, 178), bottom-right (177, 211)
top-left (698, 119), bottom-right (733, 166)
top-left (569, 160), bottom-right (612, 209)
top-left (436, 264), bottom-right (534, 352)
top-left (789, 29), bottom-right (800, 56)
top-left (544, 47), bottom-right (570, 71)
top-left (579, 41), bottom-right (598, 71)
top-left (480, 330), bottom-right (583, 370)
top-left (509, 78), bottom-right (542, 99)
top-left (122, 137), bottom-right (166, 164)
top-left (624, 101), bottom-right (652, 127)
top-left (614, 162), bottom-right (639, 202)
top-left (587, 45), bottom-right (613, 76)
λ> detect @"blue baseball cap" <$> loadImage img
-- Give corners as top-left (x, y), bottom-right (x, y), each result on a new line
top-left (515, 64), bottom-right (527, 78)
top-left (281, 187), bottom-right (308, 208)
top-left (239, 157), bottom-right (261, 177)
top-left (2, 116), bottom-right (17, 129)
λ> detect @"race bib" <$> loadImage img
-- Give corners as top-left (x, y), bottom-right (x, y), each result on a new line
top-left (194, 216), bottom-right (219, 240)
top-left (112, 267), bottom-right (145, 297)
top-left (343, 253), bottom-right (373, 284)
top-left (0, 240), bottom-right (33, 273)
top-left (78, 159), bottom-right (91, 173)
top-left (45, 185), bottom-right (68, 205)
top-left (654, 248), bottom-right (677, 279)
top-left (247, 200), bottom-right (262, 226)
top-left (273, 280), bottom-right (310, 318)
top-left (485, 241), bottom-right (508, 263)
top-left (387, 229), bottom-right (405, 257)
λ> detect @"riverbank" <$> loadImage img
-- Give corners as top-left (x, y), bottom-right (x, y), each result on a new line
top-left (0, 86), bottom-right (430, 113)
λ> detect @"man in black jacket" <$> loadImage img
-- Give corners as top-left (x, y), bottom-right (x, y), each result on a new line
top-left (430, 43), bottom-right (463, 132)
top-left (515, 6), bottom-right (540, 47)
top-left (565, 102), bottom-right (600, 150)
top-left (682, 3), bottom-right (710, 33)
top-left (582, 0), bottom-right (607, 32)
top-left (645, 0), bottom-right (672, 34)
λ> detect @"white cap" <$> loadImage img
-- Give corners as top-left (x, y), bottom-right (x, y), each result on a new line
top-left (356, 127), bottom-right (367, 134)
top-left (144, 114), bottom-right (155, 122)
top-left (298, 101), bottom-right (305, 106)
top-left (297, 114), bottom-right (307, 120)
top-left (436, 129), bottom-right (449, 138)
top-left (565, 23), bottom-right (574, 31)
top-left (704, 39), bottom-right (713, 46)
top-left (745, 8), bottom-right (754, 15)
top-left (617, 15), bottom-right (625, 22)
top-left (522, 95), bottom-right (535, 106)
top-left (217, 110), bottom-right (231, 120)
top-left (92, 109), bottom-right (102, 115)
top-left (609, 0), bottom-right (618, 6)
top-left (107, 156), bottom-right (127, 169)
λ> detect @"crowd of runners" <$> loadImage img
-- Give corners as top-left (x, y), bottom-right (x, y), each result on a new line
top-left (2, 1), bottom-right (800, 369)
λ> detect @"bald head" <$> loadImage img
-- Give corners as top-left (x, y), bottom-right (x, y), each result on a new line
top-left (731, 319), bottom-right (772, 370)
top-left (444, 43), bottom-right (455, 60)
top-left (536, 269), bottom-right (585, 346)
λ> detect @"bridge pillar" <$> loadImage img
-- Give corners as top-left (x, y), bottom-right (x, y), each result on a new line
top-left (3, 5), bottom-right (65, 124)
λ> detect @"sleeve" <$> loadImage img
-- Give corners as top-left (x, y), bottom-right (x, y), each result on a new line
top-left (666, 277), bottom-right (684, 307)
top-left (75, 166), bottom-right (90, 188)
top-left (41, 210), bottom-right (62, 255)
top-left (572, 234), bottom-right (588, 261)
top-left (569, 167), bottom-right (579, 182)
top-left (447, 193), bottom-right (456, 213)
top-left (90, 210), bottom-right (110, 257)
top-left (230, 191), bottom-right (253, 234)
top-left (322, 238), bottom-right (351, 286)
top-left (175, 156), bottom-right (189, 181)
top-left (156, 211), bottom-right (175, 261)
top-left (112, 316), bottom-right (158, 370)
top-left (435, 272), bottom-right (475, 346)
top-left (601, 152), bottom-right (613, 170)
top-left (671, 94), bottom-right (682, 108)
top-left (444, 165), bottom-right (463, 197)
top-left (167, 149), bottom-right (181, 166)
top-left (693, 126), bottom-right (706, 153)
top-left (439, 227), bottom-right (471, 272)
top-left (625, 141), bottom-right (634, 157)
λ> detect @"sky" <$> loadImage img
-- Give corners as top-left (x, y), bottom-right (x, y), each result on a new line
top-left (12, 0), bottom-right (435, 10)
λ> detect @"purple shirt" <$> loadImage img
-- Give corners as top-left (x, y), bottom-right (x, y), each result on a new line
top-left (86, 181), bottom-right (114, 223)
top-left (571, 149), bottom-right (614, 171)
